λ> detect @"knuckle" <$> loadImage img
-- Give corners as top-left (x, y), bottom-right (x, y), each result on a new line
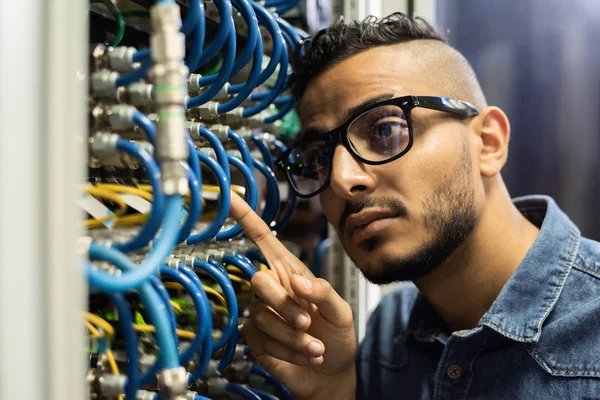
top-left (287, 329), bottom-right (300, 349)
top-left (252, 226), bottom-right (272, 245)
top-left (251, 271), bottom-right (270, 288)
top-left (288, 348), bottom-right (300, 365)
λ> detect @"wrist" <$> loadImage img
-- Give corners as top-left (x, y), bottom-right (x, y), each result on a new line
top-left (301, 366), bottom-right (356, 400)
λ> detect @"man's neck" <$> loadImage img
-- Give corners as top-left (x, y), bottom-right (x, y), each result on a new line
top-left (413, 180), bottom-right (540, 332)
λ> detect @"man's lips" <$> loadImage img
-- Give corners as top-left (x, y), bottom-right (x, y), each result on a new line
top-left (345, 209), bottom-right (399, 241)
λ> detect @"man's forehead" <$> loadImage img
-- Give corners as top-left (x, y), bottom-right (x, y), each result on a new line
top-left (297, 45), bottom-right (429, 130)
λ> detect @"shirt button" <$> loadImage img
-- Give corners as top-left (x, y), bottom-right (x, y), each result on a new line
top-left (447, 364), bottom-right (462, 379)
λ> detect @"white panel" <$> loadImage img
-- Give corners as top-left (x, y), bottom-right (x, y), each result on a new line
top-left (0, 0), bottom-right (87, 398)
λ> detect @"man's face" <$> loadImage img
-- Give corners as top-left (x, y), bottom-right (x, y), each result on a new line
top-left (298, 45), bottom-right (480, 284)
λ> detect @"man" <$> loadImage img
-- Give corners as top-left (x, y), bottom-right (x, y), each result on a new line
top-left (230, 13), bottom-right (600, 399)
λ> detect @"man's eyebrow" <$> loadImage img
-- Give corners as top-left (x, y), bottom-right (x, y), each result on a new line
top-left (296, 126), bottom-right (327, 141)
top-left (344, 93), bottom-right (396, 121)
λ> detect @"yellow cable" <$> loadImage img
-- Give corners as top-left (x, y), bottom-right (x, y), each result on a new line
top-left (227, 273), bottom-right (251, 291)
top-left (213, 305), bottom-right (229, 315)
top-left (163, 282), bottom-right (184, 290)
top-left (83, 186), bottom-right (128, 228)
top-left (203, 285), bottom-right (227, 308)
top-left (132, 324), bottom-right (196, 340)
top-left (84, 312), bottom-right (115, 338)
top-left (94, 183), bottom-right (154, 201)
top-left (85, 321), bottom-right (102, 338)
top-left (105, 350), bottom-right (124, 400)
top-left (170, 300), bottom-right (183, 314)
top-left (259, 263), bottom-right (269, 272)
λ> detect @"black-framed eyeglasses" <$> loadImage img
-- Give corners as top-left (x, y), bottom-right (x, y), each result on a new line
top-left (275, 95), bottom-right (480, 198)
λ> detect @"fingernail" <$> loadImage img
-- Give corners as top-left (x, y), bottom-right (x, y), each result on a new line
top-left (296, 313), bottom-right (310, 330)
top-left (307, 341), bottom-right (324, 356)
top-left (295, 274), bottom-right (312, 291)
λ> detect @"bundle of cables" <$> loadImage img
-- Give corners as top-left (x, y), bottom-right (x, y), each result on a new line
top-left (85, 0), bottom-right (305, 398)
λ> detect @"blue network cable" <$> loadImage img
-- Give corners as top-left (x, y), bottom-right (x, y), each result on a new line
top-left (227, 128), bottom-right (254, 167)
top-left (87, 195), bottom-right (183, 291)
top-left (132, 110), bottom-right (157, 144)
top-left (187, 24), bottom-right (236, 108)
top-left (181, 0), bottom-right (201, 36)
top-left (186, 134), bottom-right (202, 182)
top-left (243, 41), bottom-right (288, 117)
top-left (191, 259), bottom-right (238, 375)
top-left (310, 238), bottom-right (330, 278)
top-left (253, 158), bottom-right (280, 225)
top-left (251, 134), bottom-right (274, 167)
top-left (138, 265), bottom-right (213, 387)
top-left (186, 0), bottom-right (206, 71)
top-left (150, 275), bottom-right (179, 349)
top-left (249, 2), bottom-right (284, 87)
top-left (272, 139), bottom-right (298, 232)
top-left (274, 0), bottom-right (300, 15)
top-left (87, 259), bottom-right (180, 370)
top-left (186, 151), bottom-right (230, 244)
top-left (195, 0), bottom-right (233, 68)
top-left (111, 139), bottom-right (165, 253)
top-left (196, 126), bottom-right (231, 181)
top-left (225, 383), bottom-right (262, 400)
top-left (179, 263), bottom-right (213, 375)
top-left (203, 0), bottom-right (260, 88)
top-left (116, 60), bottom-right (152, 87)
top-left (177, 162), bottom-right (202, 243)
top-left (251, 364), bottom-right (293, 400)
top-left (264, 95), bottom-right (296, 123)
top-left (215, 154), bottom-right (258, 241)
top-left (223, 253), bottom-right (255, 279)
top-left (245, 249), bottom-right (268, 267)
top-left (217, 31), bottom-right (262, 114)
top-left (109, 293), bottom-right (139, 400)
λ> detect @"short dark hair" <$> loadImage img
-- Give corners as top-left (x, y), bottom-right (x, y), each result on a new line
top-left (291, 13), bottom-right (446, 98)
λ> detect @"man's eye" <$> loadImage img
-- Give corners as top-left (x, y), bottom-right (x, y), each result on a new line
top-left (369, 118), bottom-right (407, 138)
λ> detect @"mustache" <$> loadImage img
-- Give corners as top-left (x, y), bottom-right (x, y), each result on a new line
top-left (339, 196), bottom-right (408, 234)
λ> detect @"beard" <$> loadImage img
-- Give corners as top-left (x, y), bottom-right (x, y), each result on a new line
top-left (343, 138), bottom-right (477, 284)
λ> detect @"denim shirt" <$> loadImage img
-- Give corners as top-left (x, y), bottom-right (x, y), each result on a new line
top-left (356, 196), bottom-right (600, 399)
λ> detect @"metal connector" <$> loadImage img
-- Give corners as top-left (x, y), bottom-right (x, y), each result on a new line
top-left (188, 74), bottom-right (202, 96)
top-left (109, 46), bottom-right (137, 73)
top-left (161, 160), bottom-right (188, 195)
top-left (136, 389), bottom-right (158, 400)
top-left (91, 43), bottom-right (110, 72)
top-left (226, 149), bottom-right (242, 159)
top-left (108, 104), bottom-right (135, 130)
top-left (219, 108), bottom-right (244, 126)
top-left (207, 124), bottom-right (230, 141)
top-left (150, 4), bottom-right (185, 64)
top-left (92, 69), bottom-right (119, 99)
top-left (126, 82), bottom-right (154, 107)
top-left (206, 377), bottom-right (228, 395)
top-left (158, 367), bottom-right (188, 400)
top-left (188, 102), bottom-right (220, 120)
top-left (89, 132), bottom-right (120, 157)
top-left (198, 147), bottom-right (216, 159)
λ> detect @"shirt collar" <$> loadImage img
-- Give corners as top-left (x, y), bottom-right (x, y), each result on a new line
top-left (408, 195), bottom-right (581, 344)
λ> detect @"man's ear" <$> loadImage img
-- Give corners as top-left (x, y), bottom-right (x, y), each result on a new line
top-left (472, 106), bottom-right (510, 178)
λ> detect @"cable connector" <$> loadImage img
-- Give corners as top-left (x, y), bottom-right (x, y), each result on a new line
top-left (87, 370), bottom-right (126, 398)
top-left (226, 149), bottom-right (242, 159)
top-left (89, 132), bottom-right (120, 157)
top-left (150, 3), bottom-right (185, 64)
top-left (188, 102), bottom-right (220, 121)
top-left (188, 74), bottom-right (202, 96)
top-left (207, 124), bottom-right (229, 142)
top-left (136, 389), bottom-right (158, 400)
top-left (120, 82), bottom-right (154, 107)
top-left (158, 367), bottom-right (188, 400)
top-left (198, 147), bottom-right (217, 159)
top-left (218, 108), bottom-right (244, 126)
top-left (108, 104), bottom-right (136, 130)
top-left (109, 46), bottom-right (138, 73)
top-left (206, 377), bottom-right (228, 396)
top-left (92, 70), bottom-right (119, 99)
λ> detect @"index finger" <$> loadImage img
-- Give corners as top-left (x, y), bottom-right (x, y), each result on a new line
top-left (229, 191), bottom-right (290, 259)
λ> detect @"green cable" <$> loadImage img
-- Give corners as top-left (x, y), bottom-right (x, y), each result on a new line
top-left (204, 53), bottom-right (224, 76)
top-left (91, 0), bottom-right (125, 47)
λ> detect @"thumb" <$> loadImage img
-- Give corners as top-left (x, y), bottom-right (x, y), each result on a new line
top-left (290, 274), bottom-right (354, 328)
